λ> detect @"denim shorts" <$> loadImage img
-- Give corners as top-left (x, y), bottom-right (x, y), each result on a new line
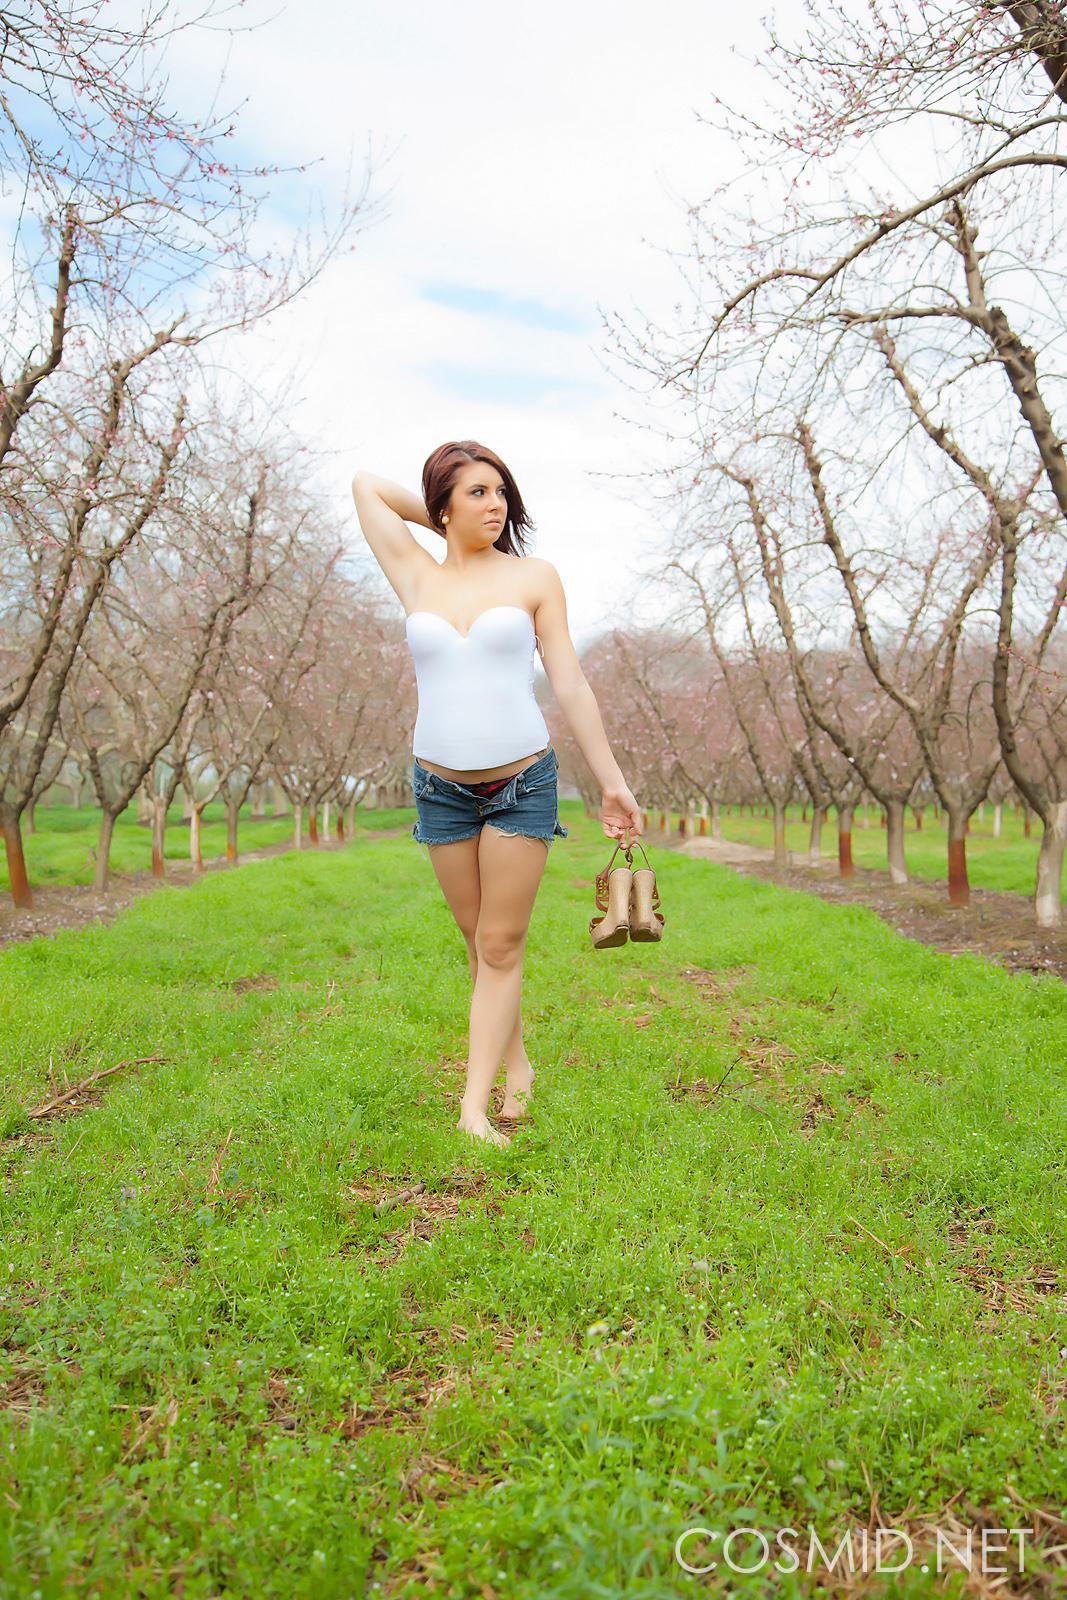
top-left (411, 747), bottom-right (570, 846)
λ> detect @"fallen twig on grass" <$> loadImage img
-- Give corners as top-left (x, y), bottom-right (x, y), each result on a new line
top-left (376, 1181), bottom-right (426, 1215)
top-left (27, 1055), bottom-right (168, 1120)
top-left (205, 1129), bottom-right (235, 1201)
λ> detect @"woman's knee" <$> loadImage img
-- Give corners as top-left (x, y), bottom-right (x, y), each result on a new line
top-left (474, 925), bottom-right (526, 969)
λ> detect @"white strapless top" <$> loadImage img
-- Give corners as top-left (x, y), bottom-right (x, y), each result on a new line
top-left (405, 605), bottom-right (551, 768)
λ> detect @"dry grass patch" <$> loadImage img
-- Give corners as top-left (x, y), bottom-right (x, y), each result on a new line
top-left (679, 963), bottom-right (758, 998)
top-left (0, 1357), bottom-right (48, 1417)
top-left (946, 1213), bottom-right (1063, 1321)
top-left (342, 1170), bottom-right (499, 1268)
top-left (798, 1089), bottom-right (838, 1135)
top-left (229, 973), bottom-right (279, 994)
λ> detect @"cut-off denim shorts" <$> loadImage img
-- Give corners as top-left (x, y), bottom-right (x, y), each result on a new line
top-left (411, 747), bottom-right (570, 847)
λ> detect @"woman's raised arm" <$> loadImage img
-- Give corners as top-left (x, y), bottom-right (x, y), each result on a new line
top-left (350, 470), bottom-right (436, 603)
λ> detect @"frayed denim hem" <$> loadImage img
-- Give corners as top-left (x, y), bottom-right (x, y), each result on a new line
top-left (411, 822), bottom-right (483, 846)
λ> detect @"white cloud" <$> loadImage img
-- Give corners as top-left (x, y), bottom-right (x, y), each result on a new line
top-left (149, 0), bottom-right (786, 644)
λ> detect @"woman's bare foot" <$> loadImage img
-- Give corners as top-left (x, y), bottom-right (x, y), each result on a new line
top-left (456, 1106), bottom-right (510, 1147)
top-left (501, 1060), bottom-right (534, 1119)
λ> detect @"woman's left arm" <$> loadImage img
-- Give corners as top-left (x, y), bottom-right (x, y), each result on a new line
top-left (533, 560), bottom-right (643, 843)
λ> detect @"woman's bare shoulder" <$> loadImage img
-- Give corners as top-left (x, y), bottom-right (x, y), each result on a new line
top-left (522, 555), bottom-right (564, 606)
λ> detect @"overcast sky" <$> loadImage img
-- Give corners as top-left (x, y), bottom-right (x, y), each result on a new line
top-left (161, 0), bottom-right (793, 646)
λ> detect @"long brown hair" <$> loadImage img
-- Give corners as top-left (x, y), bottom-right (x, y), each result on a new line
top-left (421, 440), bottom-right (534, 556)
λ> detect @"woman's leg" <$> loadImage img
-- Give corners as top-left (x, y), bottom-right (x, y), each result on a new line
top-left (461, 942), bottom-right (534, 1117)
top-left (424, 832), bottom-right (537, 1139)
top-left (461, 825), bottom-right (549, 1143)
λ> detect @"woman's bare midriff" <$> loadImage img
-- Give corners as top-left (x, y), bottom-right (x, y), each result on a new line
top-left (415, 745), bottom-right (550, 783)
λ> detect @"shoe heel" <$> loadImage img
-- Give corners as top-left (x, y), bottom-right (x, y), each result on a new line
top-left (629, 867), bottom-right (664, 941)
top-left (590, 866), bottom-right (632, 948)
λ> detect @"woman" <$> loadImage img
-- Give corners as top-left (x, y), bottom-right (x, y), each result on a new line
top-left (351, 440), bottom-right (642, 1148)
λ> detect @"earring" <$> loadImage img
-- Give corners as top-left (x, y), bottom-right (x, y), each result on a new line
top-left (442, 515), bottom-right (449, 524)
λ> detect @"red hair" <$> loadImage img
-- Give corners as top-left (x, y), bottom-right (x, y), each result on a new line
top-left (421, 440), bottom-right (535, 556)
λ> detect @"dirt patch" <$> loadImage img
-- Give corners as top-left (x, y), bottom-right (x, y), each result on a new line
top-left (0, 1359), bottom-right (48, 1416)
top-left (343, 1170), bottom-right (498, 1268)
top-left (673, 838), bottom-right (1067, 984)
top-left (0, 828), bottom-right (407, 952)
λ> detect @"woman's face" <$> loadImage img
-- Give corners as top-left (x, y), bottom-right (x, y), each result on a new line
top-left (445, 461), bottom-right (509, 543)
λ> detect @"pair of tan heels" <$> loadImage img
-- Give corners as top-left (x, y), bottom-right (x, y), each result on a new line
top-left (589, 839), bottom-right (665, 948)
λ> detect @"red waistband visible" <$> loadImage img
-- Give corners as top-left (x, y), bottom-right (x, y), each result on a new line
top-left (465, 775), bottom-right (512, 796)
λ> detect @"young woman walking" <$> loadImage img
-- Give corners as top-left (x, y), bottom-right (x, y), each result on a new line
top-left (351, 440), bottom-right (642, 1148)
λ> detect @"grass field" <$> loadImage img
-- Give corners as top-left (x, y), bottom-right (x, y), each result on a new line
top-left (6, 797), bottom-right (1062, 905)
top-left (1, 803), bottom-right (1065, 1597)
top-left (671, 805), bottom-right (1064, 900)
top-left (1, 799), bottom-right (379, 895)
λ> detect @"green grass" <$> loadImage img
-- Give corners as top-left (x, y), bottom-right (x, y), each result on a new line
top-left (688, 805), bottom-right (1063, 899)
top-left (1, 799), bottom-right (1065, 1597)
top-left (10, 797), bottom-right (1061, 906)
top-left (1, 798), bottom-right (411, 894)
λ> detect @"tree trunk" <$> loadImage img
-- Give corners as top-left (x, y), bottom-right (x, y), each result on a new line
top-left (861, 800), bottom-right (870, 828)
top-left (191, 807), bottom-right (204, 872)
top-left (913, 806), bottom-right (924, 832)
top-left (711, 798), bottom-right (721, 839)
top-left (946, 807), bottom-right (970, 906)
top-left (1034, 800), bottom-right (1067, 929)
top-left (993, 803), bottom-right (1002, 839)
top-left (137, 785), bottom-right (152, 824)
top-left (886, 799), bottom-right (908, 886)
top-left (308, 805), bottom-right (319, 845)
top-left (226, 799), bottom-right (239, 864)
top-left (151, 796), bottom-right (167, 877)
top-left (25, 796), bottom-right (37, 835)
top-left (272, 787), bottom-right (289, 818)
top-left (772, 799), bottom-right (788, 867)
top-left (94, 809), bottom-right (117, 891)
top-left (323, 800), bottom-right (331, 839)
top-left (346, 797), bottom-right (357, 837)
top-left (2, 809), bottom-right (33, 909)
top-left (837, 804), bottom-right (855, 879)
top-left (182, 786), bottom-right (195, 823)
top-left (808, 805), bottom-right (826, 866)
top-left (293, 802), bottom-right (303, 850)
top-left (1024, 806), bottom-right (1032, 838)
top-left (251, 783), bottom-right (267, 819)
top-left (336, 807), bottom-right (345, 841)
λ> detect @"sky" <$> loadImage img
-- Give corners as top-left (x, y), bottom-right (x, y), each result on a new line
top-left (149, 0), bottom-right (791, 648)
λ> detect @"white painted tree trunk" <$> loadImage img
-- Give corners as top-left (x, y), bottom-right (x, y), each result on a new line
top-left (993, 803), bottom-right (1002, 839)
top-left (808, 805), bottom-right (825, 865)
top-left (886, 799), bottom-right (908, 886)
top-left (1035, 801), bottom-right (1067, 929)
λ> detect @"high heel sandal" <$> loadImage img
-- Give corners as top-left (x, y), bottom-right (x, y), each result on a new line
top-left (628, 840), bottom-right (665, 941)
top-left (589, 842), bottom-right (633, 949)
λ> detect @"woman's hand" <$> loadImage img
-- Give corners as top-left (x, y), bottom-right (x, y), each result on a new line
top-left (600, 782), bottom-right (642, 846)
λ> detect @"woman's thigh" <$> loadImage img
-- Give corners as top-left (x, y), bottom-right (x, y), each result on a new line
top-left (475, 824), bottom-right (549, 962)
top-left (425, 834), bottom-right (482, 939)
